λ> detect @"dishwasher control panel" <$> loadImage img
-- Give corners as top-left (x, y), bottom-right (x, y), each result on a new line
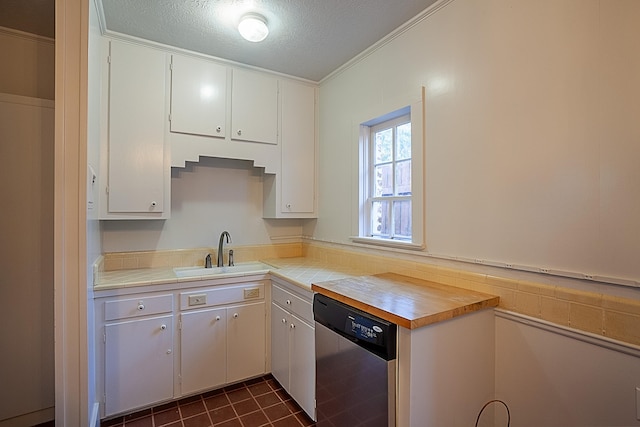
top-left (347, 314), bottom-right (384, 344)
top-left (313, 293), bottom-right (396, 360)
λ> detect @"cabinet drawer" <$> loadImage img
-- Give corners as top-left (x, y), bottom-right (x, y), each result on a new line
top-left (104, 294), bottom-right (173, 321)
top-left (272, 284), bottom-right (313, 324)
top-left (180, 282), bottom-right (265, 310)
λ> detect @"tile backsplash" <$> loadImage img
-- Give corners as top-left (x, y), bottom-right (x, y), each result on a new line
top-left (99, 242), bottom-right (303, 272)
top-left (99, 241), bottom-right (640, 346)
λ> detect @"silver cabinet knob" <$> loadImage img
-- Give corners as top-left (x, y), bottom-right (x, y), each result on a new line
top-left (215, 316), bottom-right (221, 321)
top-left (233, 313), bottom-right (239, 318)
top-left (290, 323), bottom-right (295, 329)
top-left (281, 318), bottom-right (286, 324)
top-left (216, 126), bottom-right (222, 133)
top-left (160, 324), bottom-right (167, 330)
top-left (286, 299), bottom-right (291, 305)
top-left (166, 349), bottom-right (172, 354)
top-left (137, 303), bottom-right (145, 311)
top-left (151, 201), bottom-right (157, 207)
top-left (237, 129), bottom-right (242, 136)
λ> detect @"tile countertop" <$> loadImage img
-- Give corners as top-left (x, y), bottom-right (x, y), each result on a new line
top-left (262, 257), bottom-right (368, 291)
top-left (93, 257), bottom-right (366, 291)
top-left (312, 272), bottom-right (500, 330)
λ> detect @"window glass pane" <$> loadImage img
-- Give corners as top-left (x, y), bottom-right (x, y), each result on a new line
top-left (371, 200), bottom-right (390, 236)
top-left (396, 123), bottom-right (411, 161)
top-left (374, 163), bottom-right (393, 197)
top-left (395, 159), bottom-right (411, 196)
top-left (393, 200), bottom-right (412, 238)
top-left (374, 128), bottom-right (392, 164)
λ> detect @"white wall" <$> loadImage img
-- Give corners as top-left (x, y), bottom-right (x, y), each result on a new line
top-left (496, 312), bottom-right (640, 426)
top-left (315, 0), bottom-right (640, 287)
top-left (101, 157), bottom-right (304, 252)
top-left (0, 94), bottom-right (55, 425)
top-left (0, 22), bottom-right (55, 427)
top-left (0, 27), bottom-right (54, 100)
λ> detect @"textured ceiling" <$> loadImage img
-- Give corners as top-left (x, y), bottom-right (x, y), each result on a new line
top-left (0, 0), bottom-right (55, 38)
top-left (100, 0), bottom-right (438, 82)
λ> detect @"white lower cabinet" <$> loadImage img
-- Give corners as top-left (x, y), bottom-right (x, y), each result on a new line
top-left (180, 307), bottom-right (227, 395)
top-left (179, 287), bottom-right (267, 394)
top-left (104, 314), bottom-right (174, 416)
top-left (271, 303), bottom-right (290, 388)
top-left (289, 313), bottom-right (314, 416)
top-left (97, 279), bottom-right (267, 419)
top-left (181, 303), bottom-right (267, 395)
top-left (227, 302), bottom-right (267, 383)
top-left (270, 278), bottom-right (316, 420)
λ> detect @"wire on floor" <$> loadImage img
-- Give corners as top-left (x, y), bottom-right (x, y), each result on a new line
top-left (475, 399), bottom-right (510, 427)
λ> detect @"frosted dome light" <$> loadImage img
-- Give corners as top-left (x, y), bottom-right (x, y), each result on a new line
top-left (238, 14), bottom-right (269, 43)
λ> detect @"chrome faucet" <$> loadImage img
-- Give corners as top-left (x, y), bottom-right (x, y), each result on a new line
top-left (217, 231), bottom-right (231, 267)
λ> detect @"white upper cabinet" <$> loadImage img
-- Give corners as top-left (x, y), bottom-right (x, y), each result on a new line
top-left (170, 54), bottom-right (227, 138)
top-left (99, 37), bottom-right (316, 219)
top-left (281, 81), bottom-right (316, 214)
top-left (231, 69), bottom-right (278, 145)
top-left (100, 39), bottom-right (169, 219)
top-left (264, 80), bottom-right (317, 218)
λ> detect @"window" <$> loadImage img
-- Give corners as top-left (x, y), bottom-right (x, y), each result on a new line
top-left (353, 92), bottom-right (425, 250)
top-left (369, 115), bottom-right (412, 241)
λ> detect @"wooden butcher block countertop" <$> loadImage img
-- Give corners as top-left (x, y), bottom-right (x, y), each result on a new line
top-left (311, 272), bottom-right (499, 330)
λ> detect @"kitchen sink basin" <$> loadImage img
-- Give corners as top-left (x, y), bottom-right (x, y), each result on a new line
top-left (173, 261), bottom-right (272, 278)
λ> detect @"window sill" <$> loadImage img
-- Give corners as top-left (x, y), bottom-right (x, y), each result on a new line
top-left (349, 236), bottom-right (425, 251)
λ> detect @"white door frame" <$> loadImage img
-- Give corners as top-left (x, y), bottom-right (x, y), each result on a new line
top-left (54, 0), bottom-right (89, 425)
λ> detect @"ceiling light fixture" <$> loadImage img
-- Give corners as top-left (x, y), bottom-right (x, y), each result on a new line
top-left (238, 13), bottom-right (269, 42)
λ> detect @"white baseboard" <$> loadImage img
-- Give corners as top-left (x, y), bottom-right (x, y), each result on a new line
top-left (0, 407), bottom-right (54, 427)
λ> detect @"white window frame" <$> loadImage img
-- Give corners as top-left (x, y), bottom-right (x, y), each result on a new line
top-left (351, 89), bottom-right (425, 250)
top-left (366, 114), bottom-right (412, 240)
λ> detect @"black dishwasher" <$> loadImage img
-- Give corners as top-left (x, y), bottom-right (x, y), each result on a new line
top-left (313, 293), bottom-right (397, 427)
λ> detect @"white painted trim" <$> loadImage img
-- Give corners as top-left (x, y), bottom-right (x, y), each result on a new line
top-left (102, 31), bottom-right (317, 85)
top-left (54, 0), bottom-right (90, 425)
top-left (0, 25), bottom-right (55, 44)
top-left (495, 309), bottom-right (640, 358)
top-left (0, 92), bottom-right (55, 108)
top-left (93, 0), bottom-right (107, 35)
top-left (90, 402), bottom-right (100, 427)
top-left (350, 236), bottom-right (425, 251)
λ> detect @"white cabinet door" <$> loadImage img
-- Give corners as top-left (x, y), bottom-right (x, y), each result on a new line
top-left (270, 280), bottom-right (316, 420)
top-left (107, 40), bottom-right (167, 214)
top-left (231, 69), bottom-right (278, 144)
top-left (289, 313), bottom-right (316, 419)
top-left (280, 80), bottom-right (316, 214)
top-left (104, 315), bottom-right (173, 416)
top-left (227, 301), bottom-right (266, 383)
top-left (270, 302), bottom-right (290, 388)
top-left (170, 55), bottom-right (227, 138)
top-left (180, 308), bottom-right (226, 395)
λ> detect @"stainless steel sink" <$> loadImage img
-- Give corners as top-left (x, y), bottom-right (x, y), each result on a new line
top-left (173, 261), bottom-right (272, 278)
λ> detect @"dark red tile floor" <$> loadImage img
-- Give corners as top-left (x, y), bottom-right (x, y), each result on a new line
top-left (100, 375), bottom-right (316, 427)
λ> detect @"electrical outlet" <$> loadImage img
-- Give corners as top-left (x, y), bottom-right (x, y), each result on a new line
top-left (244, 288), bottom-right (260, 299)
top-left (188, 294), bottom-right (206, 306)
